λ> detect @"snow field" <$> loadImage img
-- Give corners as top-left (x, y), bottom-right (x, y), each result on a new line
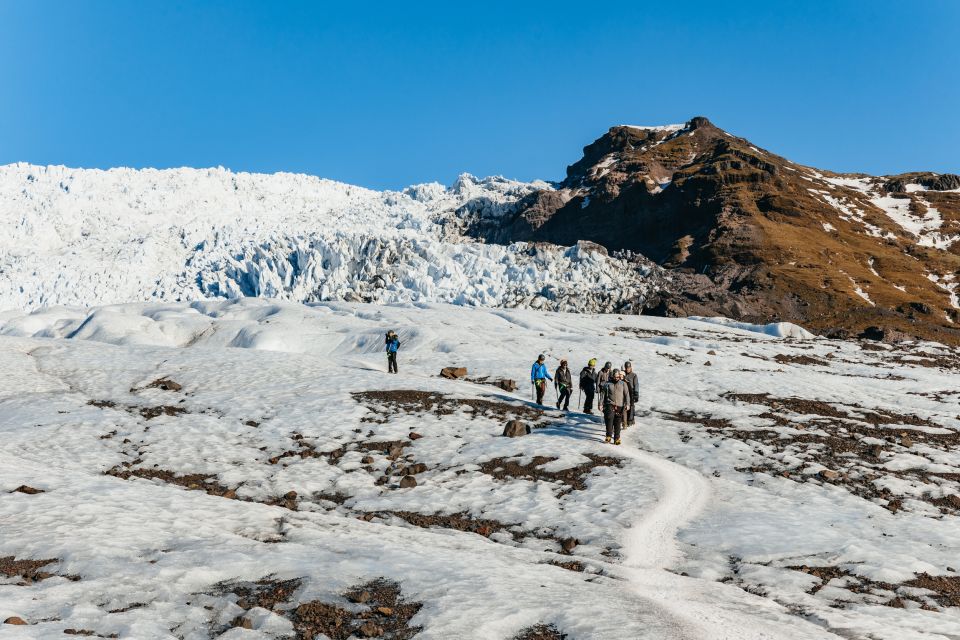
top-left (2, 300), bottom-right (960, 638)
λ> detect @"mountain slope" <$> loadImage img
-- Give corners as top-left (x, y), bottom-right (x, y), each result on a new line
top-left (467, 117), bottom-right (960, 344)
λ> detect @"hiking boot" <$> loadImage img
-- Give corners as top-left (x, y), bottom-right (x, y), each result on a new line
top-left (614, 439), bottom-right (622, 445)
top-left (604, 436), bottom-right (612, 444)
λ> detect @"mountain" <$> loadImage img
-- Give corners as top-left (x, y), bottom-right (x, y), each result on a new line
top-left (462, 117), bottom-right (960, 344)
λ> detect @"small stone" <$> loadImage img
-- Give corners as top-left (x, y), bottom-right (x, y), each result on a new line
top-left (819, 469), bottom-right (841, 481)
top-left (403, 463), bottom-right (428, 475)
top-left (399, 475), bottom-right (418, 489)
top-left (502, 420), bottom-right (530, 437)
top-left (561, 537), bottom-right (579, 553)
top-left (349, 590), bottom-right (372, 604)
top-left (231, 616), bottom-right (253, 629)
top-left (440, 367), bottom-right (468, 379)
top-left (707, 350), bottom-right (717, 355)
top-left (901, 436), bottom-right (913, 448)
top-left (361, 455), bottom-right (375, 464)
top-left (376, 606), bottom-right (393, 616)
top-left (496, 379), bottom-right (518, 392)
top-left (704, 361), bottom-right (712, 366)
top-left (222, 489), bottom-right (237, 500)
top-left (284, 490), bottom-right (297, 500)
top-left (12, 485), bottom-right (43, 495)
top-left (387, 446), bottom-right (404, 460)
top-left (4, 617), bottom-right (27, 625)
top-left (409, 432), bottom-right (423, 440)
top-left (358, 621), bottom-right (383, 637)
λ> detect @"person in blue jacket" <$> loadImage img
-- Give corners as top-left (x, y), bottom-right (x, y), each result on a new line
top-left (530, 353), bottom-right (552, 405)
top-left (385, 330), bottom-right (400, 373)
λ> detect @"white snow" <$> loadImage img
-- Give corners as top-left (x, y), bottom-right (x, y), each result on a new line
top-left (1, 299), bottom-right (959, 639)
top-left (620, 124), bottom-right (685, 133)
top-left (685, 316), bottom-right (816, 339)
top-left (0, 164), bottom-right (657, 314)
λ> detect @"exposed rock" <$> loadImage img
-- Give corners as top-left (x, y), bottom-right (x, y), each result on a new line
top-left (408, 432), bottom-right (423, 440)
top-left (3, 617), bottom-right (27, 625)
top-left (502, 420), bottom-right (530, 437)
top-left (348, 590), bottom-right (372, 604)
top-left (361, 455), bottom-right (375, 464)
top-left (399, 475), bottom-right (418, 489)
top-left (440, 367), bottom-right (468, 379)
top-left (819, 469), bottom-right (841, 481)
top-left (358, 621), bottom-right (384, 637)
top-left (11, 485), bottom-right (43, 495)
top-left (147, 378), bottom-right (182, 392)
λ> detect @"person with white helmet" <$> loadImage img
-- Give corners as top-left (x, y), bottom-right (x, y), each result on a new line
top-left (603, 368), bottom-right (631, 445)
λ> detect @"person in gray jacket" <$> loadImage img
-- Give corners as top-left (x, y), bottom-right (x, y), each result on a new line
top-left (623, 361), bottom-right (639, 426)
top-left (603, 369), bottom-right (630, 445)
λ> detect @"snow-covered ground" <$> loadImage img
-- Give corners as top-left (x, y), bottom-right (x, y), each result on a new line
top-left (2, 300), bottom-right (959, 639)
top-left (0, 164), bottom-right (657, 314)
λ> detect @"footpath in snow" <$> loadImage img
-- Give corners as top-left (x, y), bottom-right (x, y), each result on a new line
top-left (2, 300), bottom-right (960, 639)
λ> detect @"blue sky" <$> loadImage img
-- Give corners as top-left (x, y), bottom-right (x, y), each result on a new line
top-left (1, 1), bottom-right (957, 189)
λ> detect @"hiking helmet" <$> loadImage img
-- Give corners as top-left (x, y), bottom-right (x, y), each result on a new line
top-left (611, 368), bottom-right (621, 378)
top-left (560, 359), bottom-right (567, 365)
top-left (604, 361), bottom-right (612, 369)
top-left (537, 354), bottom-right (546, 361)
top-left (624, 361), bottom-right (632, 370)
top-left (588, 358), bottom-right (597, 366)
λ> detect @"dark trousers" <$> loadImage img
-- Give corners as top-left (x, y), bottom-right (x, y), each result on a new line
top-left (557, 386), bottom-right (571, 410)
top-left (387, 352), bottom-right (398, 373)
top-left (605, 405), bottom-right (625, 440)
top-left (583, 388), bottom-right (595, 413)
top-left (534, 380), bottom-right (546, 404)
top-left (627, 401), bottom-right (636, 425)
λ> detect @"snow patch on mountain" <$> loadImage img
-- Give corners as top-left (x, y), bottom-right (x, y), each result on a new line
top-left (0, 164), bottom-right (656, 314)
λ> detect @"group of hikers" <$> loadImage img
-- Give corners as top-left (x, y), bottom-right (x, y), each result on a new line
top-left (384, 331), bottom-right (637, 445)
top-left (530, 355), bottom-right (638, 445)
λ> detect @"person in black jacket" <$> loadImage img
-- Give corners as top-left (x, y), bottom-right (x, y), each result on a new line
top-left (623, 361), bottom-right (639, 426)
top-left (579, 358), bottom-right (598, 414)
top-left (554, 359), bottom-right (573, 411)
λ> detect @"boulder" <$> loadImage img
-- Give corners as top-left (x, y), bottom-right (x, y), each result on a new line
top-left (503, 420), bottom-right (530, 437)
top-left (399, 475), bottom-right (418, 489)
top-left (4, 617), bottom-right (27, 625)
top-left (495, 379), bottom-right (518, 392)
top-left (409, 432), bottom-right (423, 440)
top-left (12, 485), bottom-right (43, 495)
top-left (349, 590), bottom-right (372, 604)
top-left (440, 367), bottom-right (468, 379)
top-left (361, 455), bottom-right (375, 464)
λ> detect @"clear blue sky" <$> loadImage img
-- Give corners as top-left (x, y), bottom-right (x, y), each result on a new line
top-left (1, 1), bottom-right (957, 190)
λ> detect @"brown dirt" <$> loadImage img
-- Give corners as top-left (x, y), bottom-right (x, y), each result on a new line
top-left (0, 556), bottom-right (62, 584)
top-left (87, 399), bottom-right (187, 421)
top-left (789, 565), bottom-right (960, 610)
top-left (663, 394), bottom-right (960, 514)
top-left (513, 624), bottom-right (568, 640)
top-left (478, 454), bottom-right (622, 491)
top-left (773, 354), bottom-right (830, 367)
top-left (292, 578), bottom-right (422, 640)
top-left (10, 485), bottom-right (44, 494)
top-left (352, 390), bottom-right (546, 425)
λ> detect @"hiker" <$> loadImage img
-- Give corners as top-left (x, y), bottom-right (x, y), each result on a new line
top-left (623, 361), bottom-right (639, 426)
top-left (579, 358), bottom-right (598, 414)
top-left (530, 354), bottom-right (552, 405)
top-left (554, 359), bottom-right (573, 411)
top-left (603, 369), bottom-right (631, 445)
top-left (597, 362), bottom-right (614, 434)
top-left (385, 330), bottom-right (400, 374)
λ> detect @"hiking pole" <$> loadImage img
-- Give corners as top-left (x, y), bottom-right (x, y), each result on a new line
top-left (578, 387), bottom-right (582, 410)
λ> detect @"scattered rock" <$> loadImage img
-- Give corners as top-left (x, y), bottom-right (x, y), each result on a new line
top-left (495, 378), bottom-right (518, 392)
top-left (284, 490), bottom-right (298, 500)
top-left (231, 616), bottom-right (253, 629)
top-left (147, 378), bottom-right (182, 392)
top-left (11, 485), bottom-right (43, 495)
top-left (819, 469), bottom-right (841, 481)
top-left (503, 420), bottom-right (530, 437)
top-left (348, 590), bottom-right (372, 604)
top-left (358, 621), bottom-right (384, 637)
top-left (560, 537), bottom-right (579, 553)
top-left (408, 432), bottom-right (423, 440)
top-left (704, 361), bottom-right (712, 366)
top-left (361, 455), bottom-right (375, 464)
top-left (222, 489), bottom-right (237, 500)
top-left (402, 463), bottom-right (427, 475)
top-left (901, 436), bottom-right (913, 448)
top-left (399, 475), bottom-right (418, 489)
top-left (3, 617), bottom-right (27, 625)
top-left (440, 367), bottom-right (468, 379)
top-left (707, 350), bottom-right (717, 355)
top-left (376, 606), bottom-right (393, 615)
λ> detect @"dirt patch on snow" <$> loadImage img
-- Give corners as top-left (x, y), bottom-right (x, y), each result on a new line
top-left (513, 623), bottom-right (569, 640)
top-left (478, 454), bottom-right (621, 492)
top-left (789, 565), bottom-right (960, 610)
top-left (352, 390), bottom-right (546, 425)
top-left (0, 556), bottom-right (77, 584)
